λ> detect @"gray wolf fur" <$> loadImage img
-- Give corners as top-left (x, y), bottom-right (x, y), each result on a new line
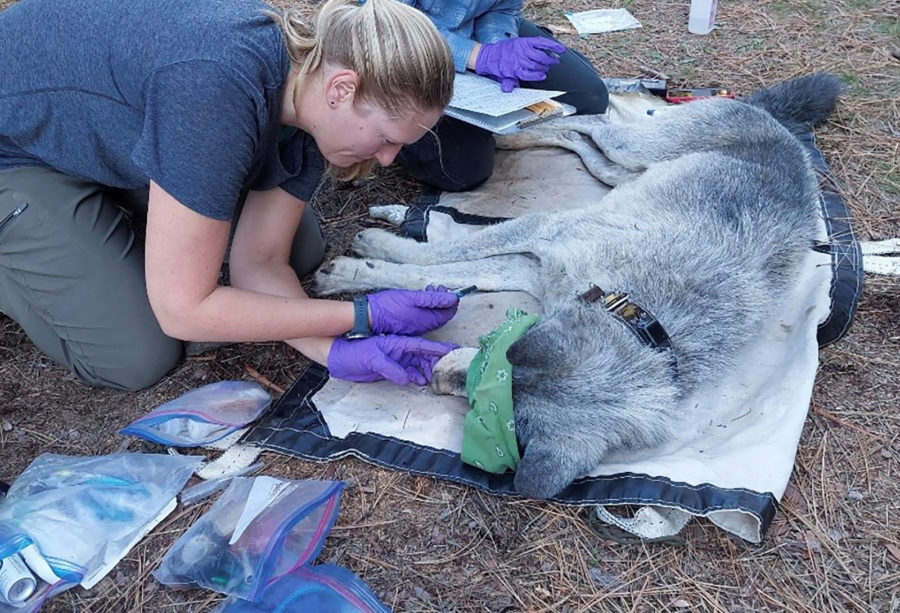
top-left (315, 74), bottom-right (842, 499)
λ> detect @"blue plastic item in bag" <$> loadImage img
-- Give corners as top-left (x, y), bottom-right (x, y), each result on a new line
top-left (154, 477), bottom-right (343, 602)
top-left (121, 381), bottom-right (271, 447)
top-left (214, 564), bottom-right (392, 613)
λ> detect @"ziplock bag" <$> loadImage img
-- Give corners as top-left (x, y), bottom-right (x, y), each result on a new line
top-left (0, 453), bottom-right (201, 612)
top-left (154, 477), bottom-right (343, 602)
top-left (121, 381), bottom-right (271, 447)
top-left (214, 564), bottom-right (391, 613)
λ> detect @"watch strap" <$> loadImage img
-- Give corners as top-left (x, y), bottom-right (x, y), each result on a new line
top-left (346, 295), bottom-right (372, 339)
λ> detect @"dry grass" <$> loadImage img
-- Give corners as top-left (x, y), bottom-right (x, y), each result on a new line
top-left (1, 0), bottom-right (898, 611)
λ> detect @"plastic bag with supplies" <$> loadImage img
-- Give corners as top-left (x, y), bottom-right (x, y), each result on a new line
top-left (0, 453), bottom-right (201, 612)
top-left (154, 476), bottom-right (343, 602)
top-left (120, 381), bottom-right (271, 447)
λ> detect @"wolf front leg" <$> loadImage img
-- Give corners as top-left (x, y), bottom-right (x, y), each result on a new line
top-left (369, 204), bottom-right (493, 244)
top-left (313, 253), bottom-right (541, 296)
top-left (367, 204), bottom-right (409, 226)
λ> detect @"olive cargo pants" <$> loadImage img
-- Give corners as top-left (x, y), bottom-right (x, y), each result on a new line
top-left (0, 166), bottom-right (324, 390)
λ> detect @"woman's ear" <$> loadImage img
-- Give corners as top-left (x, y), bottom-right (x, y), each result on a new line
top-left (325, 68), bottom-right (359, 108)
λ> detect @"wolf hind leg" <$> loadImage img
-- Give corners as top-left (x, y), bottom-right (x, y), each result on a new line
top-left (313, 253), bottom-right (540, 296)
top-left (528, 113), bottom-right (608, 136)
top-left (497, 130), bottom-right (641, 187)
top-left (591, 99), bottom-right (773, 169)
top-left (589, 123), bottom-right (661, 170)
top-left (351, 214), bottom-right (556, 265)
top-left (494, 114), bottom-right (607, 150)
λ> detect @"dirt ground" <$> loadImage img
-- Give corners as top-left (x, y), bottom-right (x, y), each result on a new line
top-left (1, 0), bottom-right (898, 611)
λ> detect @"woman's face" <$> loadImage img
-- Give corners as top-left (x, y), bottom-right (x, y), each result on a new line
top-left (315, 99), bottom-right (442, 168)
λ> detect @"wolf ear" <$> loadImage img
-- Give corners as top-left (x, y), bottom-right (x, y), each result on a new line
top-left (514, 436), bottom-right (583, 499)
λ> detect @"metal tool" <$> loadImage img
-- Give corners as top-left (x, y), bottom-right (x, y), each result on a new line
top-left (452, 285), bottom-right (478, 298)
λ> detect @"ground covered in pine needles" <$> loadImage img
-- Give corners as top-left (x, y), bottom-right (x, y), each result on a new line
top-left (1, 0), bottom-right (897, 611)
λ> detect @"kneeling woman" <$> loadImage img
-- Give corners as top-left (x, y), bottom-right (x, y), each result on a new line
top-left (0, 0), bottom-right (460, 390)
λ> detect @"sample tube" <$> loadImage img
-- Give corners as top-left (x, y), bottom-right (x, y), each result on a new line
top-left (0, 552), bottom-right (37, 605)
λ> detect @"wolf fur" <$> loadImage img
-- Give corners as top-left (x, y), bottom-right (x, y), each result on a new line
top-left (314, 74), bottom-right (842, 499)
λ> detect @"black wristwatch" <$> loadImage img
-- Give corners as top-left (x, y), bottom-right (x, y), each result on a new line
top-left (345, 295), bottom-right (372, 339)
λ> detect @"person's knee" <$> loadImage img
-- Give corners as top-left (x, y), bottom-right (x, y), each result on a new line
top-left (72, 334), bottom-right (183, 391)
top-left (402, 153), bottom-right (494, 192)
top-left (439, 150), bottom-right (494, 192)
top-left (574, 83), bottom-right (610, 115)
top-left (516, 20), bottom-right (609, 115)
top-left (290, 207), bottom-right (327, 277)
top-left (434, 132), bottom-right (495, 192)
top-left (397, 119), bottom-right (496, 192)
top-left (291, 237), bottom-right (326, 278)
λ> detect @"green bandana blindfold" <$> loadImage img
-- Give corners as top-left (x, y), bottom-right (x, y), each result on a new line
top-left (461, 309), bottom-right (540, 474)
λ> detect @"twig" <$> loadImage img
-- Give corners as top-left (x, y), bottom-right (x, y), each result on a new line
top-left (811, 404), bottom-right (886, 440)
top-left (639, 65), bottom-right (671, 80)
top-left (243, 365), bottom-right (285, 395)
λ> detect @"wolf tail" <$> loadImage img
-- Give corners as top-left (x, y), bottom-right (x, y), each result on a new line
top-left (743, 73), bottom-right (843, 132)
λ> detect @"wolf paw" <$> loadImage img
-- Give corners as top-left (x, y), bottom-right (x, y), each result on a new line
top-left (368, 205), bottom-right (408, 227)
top-left (313, 257), bottom-right (379, 295)
top-left (351, 228), bottom-right (421, 262)
top-left (430, 347), bottom-right (479, 397)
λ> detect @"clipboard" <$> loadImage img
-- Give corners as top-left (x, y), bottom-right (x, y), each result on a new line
top-left (445, 72), bottom-right (576, 134)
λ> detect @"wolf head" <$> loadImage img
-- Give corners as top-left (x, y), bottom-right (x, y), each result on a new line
top-left (507, 302), bottom-right (681, 499)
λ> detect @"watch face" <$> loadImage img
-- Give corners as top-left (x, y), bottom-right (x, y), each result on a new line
top-left (345, 330), bottom-right (371, 340)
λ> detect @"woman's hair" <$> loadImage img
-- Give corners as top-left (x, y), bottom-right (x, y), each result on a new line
top-left (271, 0), bottom-right (455, 180)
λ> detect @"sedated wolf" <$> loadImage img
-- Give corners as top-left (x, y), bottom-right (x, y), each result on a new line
top-left (314, 74), bottom-right (842, 499)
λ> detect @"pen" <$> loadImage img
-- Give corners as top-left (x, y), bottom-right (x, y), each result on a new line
top-left (452, 285), bottom-right (477, 298)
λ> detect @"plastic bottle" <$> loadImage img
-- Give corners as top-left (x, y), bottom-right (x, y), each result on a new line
top-left (688, 0), bottom-right (718, 35)
top-left (0, 552), bottom-right (37, 605)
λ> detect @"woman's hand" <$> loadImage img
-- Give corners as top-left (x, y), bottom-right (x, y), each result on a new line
top-left (327, 335), bottom-right (459, 386)
top-left (367, 285), bottom-right (459, 335)
top-left (474, 37), bottom-right (566, 92)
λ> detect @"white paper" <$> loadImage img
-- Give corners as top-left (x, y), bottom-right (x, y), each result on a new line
top-left (449, 72), bottom-right (564, 117)
top-left (229, 476), bottom-right (291, 545)
top-left (565, 8), bottom-right (642, 34)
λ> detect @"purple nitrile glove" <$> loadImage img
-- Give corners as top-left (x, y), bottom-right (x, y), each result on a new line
top-left (499, 77), bottom-right (520, 94)
top-left (475, 37), bottom-right (566, 88)
top-left (327, 335), bottom-right (459, 386)
top-left (367, 285), bottom-right (459, 336)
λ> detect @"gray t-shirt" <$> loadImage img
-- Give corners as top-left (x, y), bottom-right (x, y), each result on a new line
top-left (0, 0), bottom-right (324, 220)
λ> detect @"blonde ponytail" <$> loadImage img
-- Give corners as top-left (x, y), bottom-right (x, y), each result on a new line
top-left (270, 0), bottom-right (454, 180)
